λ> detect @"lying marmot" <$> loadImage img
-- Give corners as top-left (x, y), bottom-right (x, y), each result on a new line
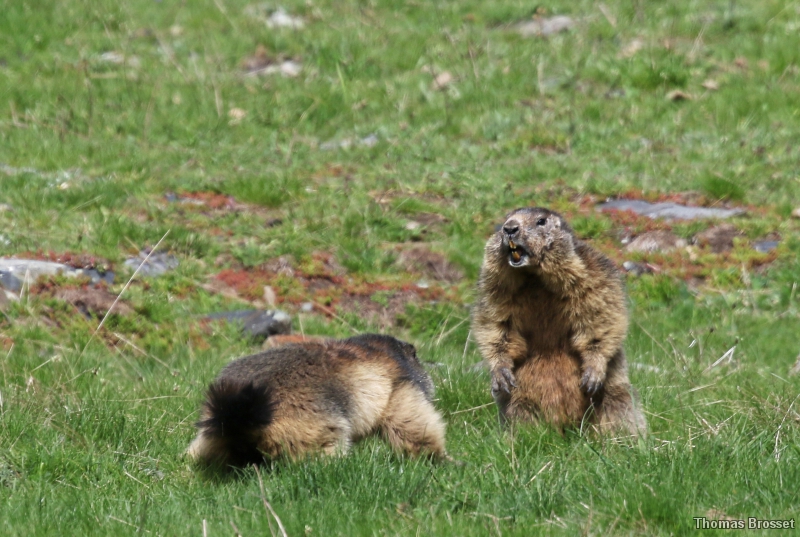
top-left (187, 334), bottom-right (447, 466)
top-left (472, 207), bottom-right (646, 436)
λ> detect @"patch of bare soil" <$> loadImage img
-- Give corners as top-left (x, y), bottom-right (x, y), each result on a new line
top-left (396, 245), bottom-right (463, 283)
top-left (693, 224), bottom-right (742, 253)
top-left (54, 288), bottom-right (133, 318)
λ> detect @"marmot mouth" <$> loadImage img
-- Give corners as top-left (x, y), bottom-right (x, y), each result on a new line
top-left (507, 239), bottom-right (530, 267)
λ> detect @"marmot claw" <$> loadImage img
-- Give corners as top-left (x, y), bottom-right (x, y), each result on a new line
top-left (580, 367), bottom-right (604, 396)
top-left (491, 367), bottom-right (517, 396)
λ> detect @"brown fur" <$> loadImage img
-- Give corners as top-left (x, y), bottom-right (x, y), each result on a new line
top-left (471, 207), bottom-right (646, 437)
top-left (187, 334), bottom-right (446, 466)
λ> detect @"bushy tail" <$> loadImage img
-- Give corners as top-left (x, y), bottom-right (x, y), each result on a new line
top-left (196, 379), bottom-right (275, 466)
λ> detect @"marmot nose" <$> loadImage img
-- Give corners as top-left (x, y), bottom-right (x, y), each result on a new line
top-left (502, 221), bottom-right (520, 236)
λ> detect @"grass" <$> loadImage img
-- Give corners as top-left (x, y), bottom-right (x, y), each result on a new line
top-left (1, 0), bottom-right (800, 534)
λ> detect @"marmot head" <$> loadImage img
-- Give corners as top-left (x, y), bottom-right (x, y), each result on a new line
top-left (494, 207), bottom-right (575, 269)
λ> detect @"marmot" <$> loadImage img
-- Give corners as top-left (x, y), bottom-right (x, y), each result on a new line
top-left (472, 207), bottom-right (646, 436)
top-left (187, 334), bottom-right (447, 466)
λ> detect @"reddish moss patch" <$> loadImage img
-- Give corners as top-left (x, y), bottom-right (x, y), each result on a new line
top-left (178, 191), bottom-right (237, 210)
top-left (212, 251), bottom-right (452, 326)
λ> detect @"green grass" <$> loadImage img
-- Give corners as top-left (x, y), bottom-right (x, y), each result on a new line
top-left (1, 0), bottom-right (800, 535)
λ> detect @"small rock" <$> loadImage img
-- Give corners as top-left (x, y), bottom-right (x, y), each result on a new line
top-left (598, 199), bottom-right (744, 220)
top-left (702, 79), bottom-right (719, 91)
top-left (620, 38), bottom-right (645, 58)
top-left (300, 302), bottom-right (314, 313)
top-left (631, 362), bottom-right (664, 374)
top-left (791, 207), bottom-right (800, 219)
top-left (405, 221), bottom-right (422, 232)
top-left (415, 280), bottom-right (430, 289)
top-left (205, 309), bottom-right (292, 342)
top-left (0, 203), bottom-right (13, 213)
top-left (516, 15), bottom-right (574, 37)
top-left (753, 240), bottom-right (779, 253)
top-left (124, 251), bottom-right (179, 277)
top-left (622, 261), bottom-right (653, 277)
top-left (0, 258), bottom-right (110, 289)
top-left (241, 45), bottom-right (302, 77)
top-left (694, 224), bottom-right (741, 253)
top-left (431, 71), bottom-right (454, 90)
top-left (266, 8), bottom-right (305, 29)
top-left (625, 230), bottom-right (687, 253)
top-left (0, 271), bottom-right (23, 292)
top-left (228, 108), bottom-right (247, 124)
top-left (263, 286), bottom-right (277, 308)
top-left (359, 133), bottom-right (379, 148)
top-left (251, 60), bottom-right (302, 78)
top-left (99, 51), bottom-right (125, 64)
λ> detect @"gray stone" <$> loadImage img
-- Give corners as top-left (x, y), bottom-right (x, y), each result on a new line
top-left (598, 199), bottom-right (744, 220)
top-left (622, 261), bottom-right (654, 277)
top-left (753, 241), bottom-right (779, 253)
top-left (0, 271), bottom-right (22, 292)
top-left (124, 251), bottom-right (179, 277)
top-left (205, 309), bottom-right (292, 342)
top-left (0, 258), bottom-right (112, 289)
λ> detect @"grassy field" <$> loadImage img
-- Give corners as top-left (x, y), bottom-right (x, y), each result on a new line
top-left (1, 0), bottom-right (800, 534)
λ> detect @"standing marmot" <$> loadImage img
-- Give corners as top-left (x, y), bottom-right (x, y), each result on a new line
top-left (187, 334), bottom-right (447, 467)
top-left (472, 207), bottom-right (646, 436)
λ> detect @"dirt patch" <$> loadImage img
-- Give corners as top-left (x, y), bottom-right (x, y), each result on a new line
top-left (54, 288), bottom-right (133, 318)
top-left (694, 224), bottom-right (742, 253)
top-left (396, 245), bottom-right (463, 283)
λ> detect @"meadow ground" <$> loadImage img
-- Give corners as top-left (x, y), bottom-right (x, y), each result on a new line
top-left (1, 0), bottom-right (800, 535)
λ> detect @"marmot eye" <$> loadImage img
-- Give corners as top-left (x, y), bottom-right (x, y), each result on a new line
top-left (536, 218), bottom-right (547, 226)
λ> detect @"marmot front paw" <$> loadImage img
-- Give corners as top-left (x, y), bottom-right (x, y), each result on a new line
top-left (580, 366), bottom-right (604, 397)
top-left (491, 367), bottom-right (517, 397)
